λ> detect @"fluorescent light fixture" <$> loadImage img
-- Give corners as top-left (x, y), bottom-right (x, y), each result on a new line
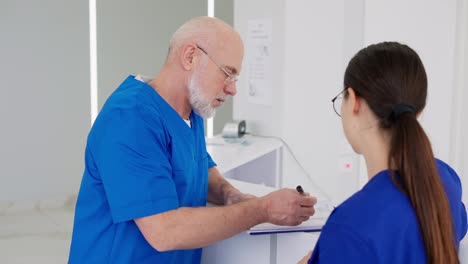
top-left (206, 0), bottom-right (214, 137)
top-left (208, 0), bottom-right (214, 17)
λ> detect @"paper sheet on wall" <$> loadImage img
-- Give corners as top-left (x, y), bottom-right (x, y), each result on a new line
top-left (246, 19), bottom-right (273, 106)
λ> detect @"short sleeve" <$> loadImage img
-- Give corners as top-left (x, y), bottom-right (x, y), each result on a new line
top-left (459, 203), bottom-right (468, 240)
top-left (436, 159), bottom-right (468, 241)
top-left (308, 222), bottom-right (377, 264)
top-left (446, 166), bottom-right (468, 240)
top-left (94, 108), bottom-right (179, 223)
top-left (207, 152), bottom-right (216, 168)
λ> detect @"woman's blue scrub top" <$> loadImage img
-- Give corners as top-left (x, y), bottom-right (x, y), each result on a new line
top-left (309, 159), bottom-right (467, 263)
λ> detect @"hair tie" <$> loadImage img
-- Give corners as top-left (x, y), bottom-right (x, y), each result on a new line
top-left (389, 103), bottom-right (416, 121)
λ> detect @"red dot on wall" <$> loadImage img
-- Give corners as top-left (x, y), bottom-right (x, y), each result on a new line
top-left (345, 163), bottom-right (351, 169)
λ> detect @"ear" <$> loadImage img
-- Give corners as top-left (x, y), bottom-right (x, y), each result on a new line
top-left (179, 43), bottom-right (197, 71)
top-left (347, 87), bottom-right (361, 115)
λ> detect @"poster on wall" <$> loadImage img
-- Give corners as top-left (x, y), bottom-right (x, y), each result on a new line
top-left (246, 19), bottom-right (273, 106)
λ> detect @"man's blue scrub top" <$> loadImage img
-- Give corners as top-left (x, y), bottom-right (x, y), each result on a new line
top-left (309, 159), bottom-right (467, 263)
top-left (69, 76), bottom-right (216, 263)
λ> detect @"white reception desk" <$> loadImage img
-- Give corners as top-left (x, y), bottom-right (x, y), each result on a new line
top-left (201, 135), bottom-right (468, 263)
top-left (201, 135), bottom-right (320, 264)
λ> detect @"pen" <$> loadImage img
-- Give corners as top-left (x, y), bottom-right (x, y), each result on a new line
top-left (296, 185), bottom-right (305, 196)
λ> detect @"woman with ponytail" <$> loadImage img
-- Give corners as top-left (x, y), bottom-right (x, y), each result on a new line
top-left (299, 42), bottom-right (467, 264)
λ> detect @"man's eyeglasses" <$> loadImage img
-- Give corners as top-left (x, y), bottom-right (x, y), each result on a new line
top-left (196, 45), bottom-right (239, 84)
top-left (331, 89), bottom-right (347, 117)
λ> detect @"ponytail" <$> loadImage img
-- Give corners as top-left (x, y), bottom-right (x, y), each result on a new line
top-left (344, 42), bottom-right (460, 263)
top-left (389, 113), bottom-right (458, 264)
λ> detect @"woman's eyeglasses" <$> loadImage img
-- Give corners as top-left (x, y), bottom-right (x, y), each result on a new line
top-left (331, 89), bottom-right (347, 117)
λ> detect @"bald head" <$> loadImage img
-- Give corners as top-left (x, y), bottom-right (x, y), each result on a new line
top-left (166, 16), bottom-right (243, 63)
top-left (151, 17), bottom-right (243, 120)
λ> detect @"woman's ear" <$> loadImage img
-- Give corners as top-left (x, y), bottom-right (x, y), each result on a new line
top-left (347, 87), bottom-right (361, 114)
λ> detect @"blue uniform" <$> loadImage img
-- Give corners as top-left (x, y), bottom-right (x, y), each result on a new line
top-left (309, 159), bottom-right (467, 263)
top-left (69, 76), bottom-right (216, 263)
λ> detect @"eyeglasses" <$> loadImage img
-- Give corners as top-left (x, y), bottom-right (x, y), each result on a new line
top-left (331, 89), bottom-right (347, 117)
top-left (196, 45), bottom-right (239, 84)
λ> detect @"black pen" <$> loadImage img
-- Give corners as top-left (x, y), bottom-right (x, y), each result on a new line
top-left (296, 185), bottom-right (305, 196)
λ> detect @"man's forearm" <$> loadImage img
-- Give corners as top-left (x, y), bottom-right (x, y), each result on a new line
top-left (135, 198), bottom-right (267, 251)
top-left (207, 166), bottom-right (238, 205)
top-left (136, 167), bottom-right (317, 252)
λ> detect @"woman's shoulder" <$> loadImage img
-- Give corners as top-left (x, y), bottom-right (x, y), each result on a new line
top-left (325, 172), bottom-right (418, 237)
top-left (435, 158), bottom-right (458, 175)
top-left (435, 158), bottom-right (463, 188)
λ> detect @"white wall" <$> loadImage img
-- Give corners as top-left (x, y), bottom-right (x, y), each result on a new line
top-left (234, 0), bottom-right (365, 203)
top-left (282, 1), bottom-right (362, 202)
top-left (97, 0), bottom-right (207, 110)
top-left (0, 1), bottom-right (90, 201)
top-left (233, 0), bottom-right (286, 137)
top-left (451, 0), bottom-right (468, 204)
top-left (363, 0), bottom-right (468, 207)
top-left (234, 0), bottom-right (463, 204)
top-left (0, 0), bottom-right (211, 204)
top-left (364, 0), bottom-right (458, 162)
top-left (463, 2), bottom-right (468, 205)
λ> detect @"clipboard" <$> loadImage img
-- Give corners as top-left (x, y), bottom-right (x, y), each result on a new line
top-left (247, 200), bottom-right (334, 235)
top-left (247, 216), bottom-right (327, 235)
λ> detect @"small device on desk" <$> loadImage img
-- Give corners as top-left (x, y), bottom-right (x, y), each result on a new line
top-left (222, 120), bottom-right (246, 138)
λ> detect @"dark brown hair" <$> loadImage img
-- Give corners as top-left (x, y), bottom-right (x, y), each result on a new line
top-left (344, 42), bottom-right (458, 263)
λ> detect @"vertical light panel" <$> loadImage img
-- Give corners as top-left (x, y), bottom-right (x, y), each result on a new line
top-left (208, 0), bottom-right (215, 17)
top-left (450, 0), bottom-right (467, 169)
top-left (207, 0), bottom-right (215, 137)
top-left (89, 0), bottom-right (98, 125)
top-left (451, 0), bottom-right (468, 206)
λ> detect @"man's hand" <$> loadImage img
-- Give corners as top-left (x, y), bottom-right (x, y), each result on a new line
top-left (260, 189), bottom-right (317, 226)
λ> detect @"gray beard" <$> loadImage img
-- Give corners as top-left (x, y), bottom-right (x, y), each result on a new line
top-left (188, 78), bottom-right (216, 119)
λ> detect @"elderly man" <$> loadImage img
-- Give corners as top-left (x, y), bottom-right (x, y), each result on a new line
top-left (69, 16), bottom-right (316, 263)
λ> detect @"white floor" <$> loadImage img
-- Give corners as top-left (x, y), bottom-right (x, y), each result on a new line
top-left (0, 206), bottom-right (74, 264)
top-left (1, 204), bottom-right (468, 263)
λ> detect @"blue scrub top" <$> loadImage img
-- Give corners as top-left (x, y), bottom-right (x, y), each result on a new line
top-left (69, 76), bottom-right (216, 263)
top-left (309, 159), bottom-right (467, 263)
